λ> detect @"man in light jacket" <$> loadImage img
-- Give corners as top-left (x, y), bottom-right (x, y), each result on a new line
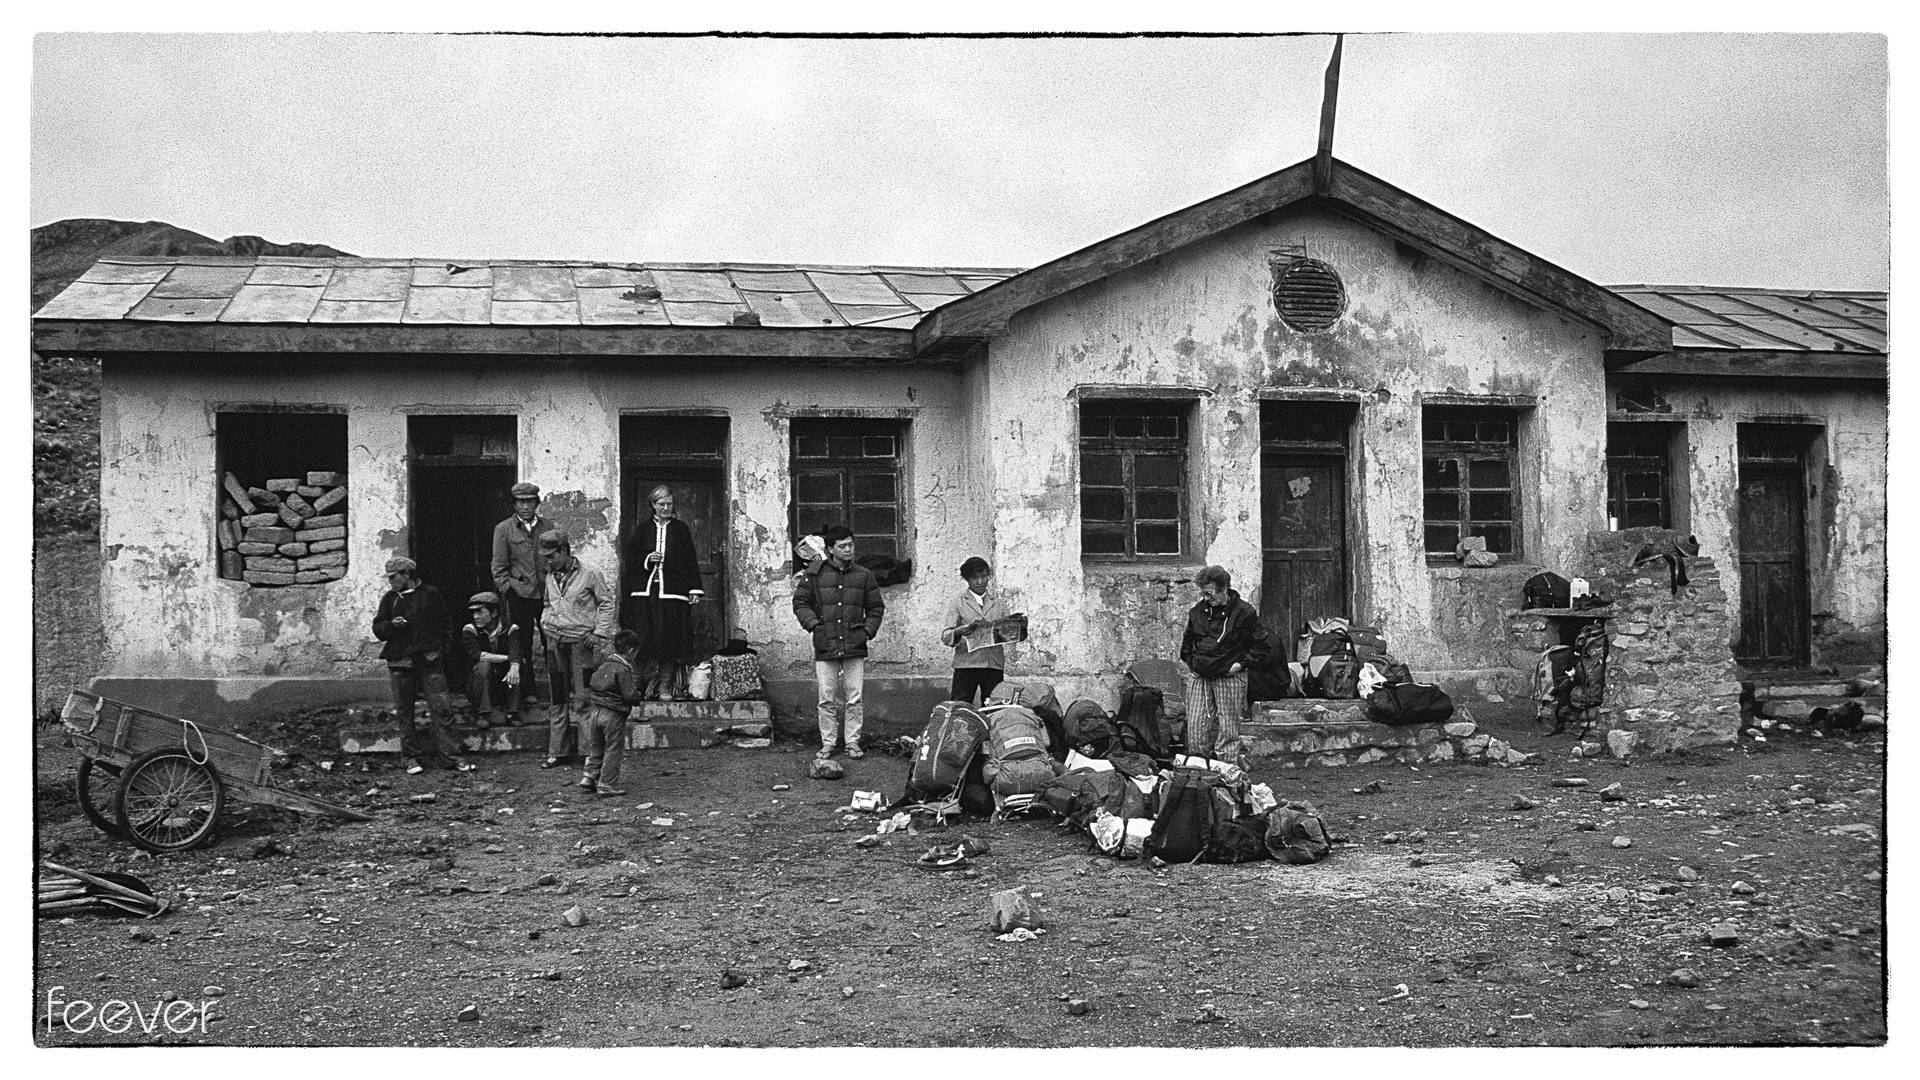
top-left (1178, 565), bottom-right (1272, 762)
top-left (792, 525), bottom-right (885, 761)
top-left (491, 482), bottom-right (552, 707)
top-left (537, 529), bottom-right (618, 769)
top-left (939, 556), bottom-right (1009, 705)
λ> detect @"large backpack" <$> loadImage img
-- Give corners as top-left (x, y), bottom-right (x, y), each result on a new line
top-left (1146, 768), bottom-right (1240, 864)
top-left (1319, 642), bottom-right (1362, 699)
top-left (1569, 622), bottom-right (1610, 710)
top-left (1345, 625), bottom-right (1388, 661)
top-left (990, 681), bottom-right (1067, 762)
top-left (1302, 627), bottom-right (1355, 696)
top-left (1206, 816), bottom-right (1272, 864)
top-left (1523, 571), bottom-right (1572, 610)
top-left (1061, 699), bottom-right (1118, 758)
top-left (1366, 682), bottom-right (1455, 726)
top-left (908, 701), bottom-right (988, 797)
top-left (1265, 800), bottom-right (1332, 864)
top-left (1041, 768), bottom-right (1127, 825)
top-left (981, 704), bottom-right (1058, 797)
top-left (1115, 683), bottom-right (1170, 761)
top-left (1533, 645), bottom-right (1577, 727)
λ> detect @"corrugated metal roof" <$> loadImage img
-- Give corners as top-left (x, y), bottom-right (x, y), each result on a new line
top-left (34, 256), bottom-right (1022, 330)
top-left (1610, 285), bottom-right (1888, 354)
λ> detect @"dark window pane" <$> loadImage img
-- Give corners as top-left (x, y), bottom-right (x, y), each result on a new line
top-left (851, 473), bottom-right (895, 503)
top-left (850, 505), bottom-right (897, 535)
top-left (1134, 454), bottom-right (1182, 488)
top-left (1081, 488), bottom-right (1125, 522)
top-left (1625, 471), bottom-right (1662, 500)
top-left (863, 436), bottom-right (896, 458)
top-left (1625, 502), bottom-right (1664, 529)
top-left (856, 536), bottom-right (896, 560)
top-left (1079, 413), bottom-right (1109, 438)
top-left (795, 503), bottom-right (842, 533)
top-left (1474, 524), bottom-right (1514, 554)
top-left (827, 436), bottom-right (864, 459)
top-left (1081, 525), bottom-right (1126, 554)
top-left (1424, 492), bottom-right (1460, 520)
top-left (794, 472), bottom-right (841, 503)
top-left (1135, 522), bottom-right (1180, 554)
top-left (1135, 490), bottom-right (1180, 520)
top-left (1478, 421), bottom-right (1511, 445)
top-left (795, 435), bottom-right (827, 457)
top-left (1145, 415), bottom-right (1179, 438)
top-left (1425, 524), bottom-right (1459, 553)
top-left (1081, 454), bottom-right (1123, 487)
top-left (1469, 492), bottom-right (1512, 520)
top-left (1470, 459), bottom-right (1510, 488)
top-left (1424, 456), bottom-right (1461, 487)
top-left (1111, 415), bottom-right (1145, 438)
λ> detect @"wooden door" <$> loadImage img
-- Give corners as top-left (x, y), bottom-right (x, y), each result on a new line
top-left (407, 416), bottom-right (517, 684)
top-left (1260, 452), bottom-right (1348, 652)
top-left (1735, 464), bottom-right (1809, 665)
top-left (621, 468), bottom-right (727, 653)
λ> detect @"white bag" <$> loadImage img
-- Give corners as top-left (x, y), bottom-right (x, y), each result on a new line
top-left (1248, 782), bottom-right (1278, 816)
top-left (1090, 810), bottom-right (1126, 855)
top-left (686, 660), bottom-right (713, 701)
top-left (1120, 818), bottom-right (1153, 859)
top-left (1063, 750), bottom-right (1113, 773)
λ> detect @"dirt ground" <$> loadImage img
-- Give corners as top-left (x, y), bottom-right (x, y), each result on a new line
top-left (33, 701), bottom-right (1886, 1048)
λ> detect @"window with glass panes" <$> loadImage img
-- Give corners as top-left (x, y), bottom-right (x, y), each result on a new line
top-left (1079, 402), bottom-right (1188, 558)
top-left (1606, 424), bottom-right (1672, 529)
top-left (790, 419), bottom-right (903, 561)
top-left (1422, 407), bottom-right (1521, 558)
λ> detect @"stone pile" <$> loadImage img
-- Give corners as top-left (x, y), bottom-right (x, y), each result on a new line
top-left (218, 470), bottom-right (349, 586)
top-left (1244, 702), bottom-right (1530, 767)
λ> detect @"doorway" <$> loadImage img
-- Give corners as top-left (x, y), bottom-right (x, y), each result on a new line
top-left (1735, 425), bottom-right (1815, 666)
top-left (1259, 401), bottom-right (1354, 650)
top-left (620, 415), bottom-right (729, 654)
top-left (408, 415), bottom-right (518, 682)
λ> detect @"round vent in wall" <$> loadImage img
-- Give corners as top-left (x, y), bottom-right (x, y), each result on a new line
top-left (1271, 257), bottom-right (1347, 332)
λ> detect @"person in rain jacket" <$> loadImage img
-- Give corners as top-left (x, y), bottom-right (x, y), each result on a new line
top-left (1178, 564), bottom-right (1272, 761)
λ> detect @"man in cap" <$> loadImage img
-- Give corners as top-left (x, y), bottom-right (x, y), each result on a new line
top-left (461, 590), bottom-right (521, 728)
top-left (491, 482), bottom-right (552, 709)
top-left (537, 529), bottom-right (619, 769)
top-left (373, 556), bottom-right (473, 774)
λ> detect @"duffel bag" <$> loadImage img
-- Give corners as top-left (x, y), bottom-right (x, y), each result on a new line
top-left (1061, 698), bottom-right (1118, 757)
top-left (1205, 815), bottom-right (1272, 864)
top-left (1265, 800), bottom-right (1332, 864)
top-left (1366, 681), bottom-right (1455, 726)
top-left (983, 754), bottom-right (1059, 797)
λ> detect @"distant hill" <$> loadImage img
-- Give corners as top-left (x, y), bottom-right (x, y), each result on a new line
top-left (31, 219), bottom-right (353, 537)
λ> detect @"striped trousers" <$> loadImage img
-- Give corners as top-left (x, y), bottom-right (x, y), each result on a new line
top-left (1183, 669), bottom-right (1249, 762)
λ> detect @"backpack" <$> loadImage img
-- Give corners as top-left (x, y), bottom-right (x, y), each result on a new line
top-left (991, 681), bottom-right (1067, 762)
top-left (1533, 645), bottom-right (1577, 726)
top-left (1302, 627), bottom-right (1354, 693)
top-left (1265, 800), bottom-right (1332, 864)
top-left (981, 704), bottom-right (1059, 797)
top-left (1146, 768), bottom-right (1241, 864)
top-left (1569, 622), bottom-right (1610, 709)
top-left (1115, 683), bottom-right (1170, 761)
top-left (908, 701), bottom-right (988, 797)
top-left (1042, 768), bottom-right (1123, 824)
top-left (1319, 642), bottom-right (1362, 698)
top-left (1366, 682), bottom-right (1455, 726)
top-left (1061, 699), bottom-right (1118, 758)
top-left (1345, 625), bottom-right (1388, 660)
top-left (1205, 816), bottom-right (1272, 864)
top-left (983, 756), bottom-right (1058, 798)
top-left (1523, 571), bottom-right (1571, 610)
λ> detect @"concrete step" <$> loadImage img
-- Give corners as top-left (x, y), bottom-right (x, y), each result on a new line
top-left (340, 700), bottom-right (774, 755)
top-left (1751, 682), bottom-right (1852, 700)
top-left (1244, 702), bottom-right (1525, 767)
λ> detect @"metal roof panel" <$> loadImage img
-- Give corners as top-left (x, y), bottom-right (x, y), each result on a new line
top-left (1723, 314), bottom-right (1867, 352)
top-left (490, 300), bottom-right (581, 325)
top-left (77, 263), bottom-right (171, 285)
top-left (219, 284), bottom-right (325, 323)
top-left (742, 290), bottom-right (845, 327)
top-left (34, 281), bottom-right (155, 319)
top-left (578, 287), bottom-right (670, 325)
top-left (1669, 326), bottom-right (1740, 349)
top-left (323, 267), bottom-right (412, 302)
top-left (663, 300), bottom-right (747, 326)
top-left (834, 303), bottom-right (920, 326)
top-left (880, 272), bottom-right (966, 295)
top-left (653, 270), bottom-right (740, 304)
top-left (493, 266), bottom-right (577, 302)
top-left (246, 264), bottom-right (334, 287)
top-left (148, 265), bottom-right (254, 299)
top-left (572, 266), bottom-right (654, 288)
top-left (730, 269), bottom-right (815, 293)
top-left (126, 295), bottom-right (231, 321)
top-left (402, 287), bottom-right (492, 324)
top-left (311, 299), bottom-right (406, 323)
top-left (807, 272), bottom-right (903, 306)
top-left (412, 263), bottom-right (495, 288)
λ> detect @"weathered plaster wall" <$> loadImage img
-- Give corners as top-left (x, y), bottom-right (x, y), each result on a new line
top-left (984, 205), bottom-right (1611, 699)
top-left (99, 358), bottom-right (988, 690)
top-left (1608, 376), bottom-right (1887, 664)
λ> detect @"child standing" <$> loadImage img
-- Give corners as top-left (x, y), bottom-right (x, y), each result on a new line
top-left (580, 629), bottom-right (643, 797)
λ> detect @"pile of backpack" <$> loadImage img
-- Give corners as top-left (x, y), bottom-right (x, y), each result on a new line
top-left (1283, 617), bottom-right (1455, 727)
top-left (893, 680), bottom-right (1334, 866)
top-left (1523, 571), bottom-right (1613, 737)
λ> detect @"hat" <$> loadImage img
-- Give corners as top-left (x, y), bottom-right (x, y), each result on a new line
top-left (537, 528), bottom-right (570, 548)
top-left (510, 482), bottom-right (541, 500)
top-left (468, 591), bottom-right (500, 609)
top-left (383, 556), bottom-right (417, 576)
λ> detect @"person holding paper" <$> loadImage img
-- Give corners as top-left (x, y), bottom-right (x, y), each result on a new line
top-left (939, 556), bottom-right (1009, 705)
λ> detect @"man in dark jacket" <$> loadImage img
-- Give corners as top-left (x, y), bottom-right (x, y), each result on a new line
top-left (1178, 565), bottom-right (1271, 762)
top-left (373, 556), bottom-right (472, 775)
top-left (792, 525), bottom-right (885, 761)
top-left (490, 482), bottom-right (552, 709)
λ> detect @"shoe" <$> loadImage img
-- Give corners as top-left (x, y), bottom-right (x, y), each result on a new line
top-left (405, 758), bottom-right (425, 775)
top-left (578, 775), bottom-right (596, 790)
top-left (815, 749), bottom-right (835, 761)
top-left (846, 745), bottom-right (865, 759)
top-left (595, 785), bottom-right (628, 797)
top-left (540, 757), bottom-right (563, 769)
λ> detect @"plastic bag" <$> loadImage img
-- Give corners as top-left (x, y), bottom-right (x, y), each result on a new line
top-left (686, 661), bottom-right (713, 701)
top-left (1248, 782), bottom-right (1277, 816)
top-left (1090, 810), bottom-right (1126, 855)
top-left (1120, 818), bottom-right (1153, 859)
top-left (1063, 749), bottom-right (1113, 772)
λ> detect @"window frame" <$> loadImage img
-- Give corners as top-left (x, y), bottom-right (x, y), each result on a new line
top-left (214, 409), bottom-right (351, 586)
top-left (1421, 406), bottom-right (1522, 562)
top-left (1078, 400), bottom-right (1191, 561)
top-left (1606, 422), bottom-right (1673, 530)
top-left (788, 417), bottom-right (906, 564)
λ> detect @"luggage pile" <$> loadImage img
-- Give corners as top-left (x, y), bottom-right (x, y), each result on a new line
top-left (1277, 617), bottom-right (1455, 727)
top-left (892, 685), bottom-right (1335, 866)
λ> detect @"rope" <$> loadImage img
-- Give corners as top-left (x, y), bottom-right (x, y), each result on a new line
top-left (181, 717), bottom-right (211, 766)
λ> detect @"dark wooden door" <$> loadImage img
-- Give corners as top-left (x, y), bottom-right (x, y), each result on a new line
top-left (1735, 464), bottom-right (1809, 665)
top-left (1260, 452), bottom-right (1348, 652)
top-left (621, 468), bottom-right (727, 653)
top-left (407, 416), bottom-right (518, 687)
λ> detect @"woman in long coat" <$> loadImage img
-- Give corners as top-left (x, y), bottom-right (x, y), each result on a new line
top-left (627, 485), bottom-right (704, 700)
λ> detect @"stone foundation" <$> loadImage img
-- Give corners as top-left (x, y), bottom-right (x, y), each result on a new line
top-left (339, 700), bottom-right (775, 754)
top-left (1244, 701), bottom-right (1530, 768)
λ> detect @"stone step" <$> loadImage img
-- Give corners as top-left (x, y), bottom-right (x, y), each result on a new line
top-left (1751, 682), bottom-right (1852, 699)
top-left (1752, 696), bottom-right (1887, 721)
top-left (339, 702), bottom-right (774, 755)
top-left (1244, 704), bottom-right (1526, 768)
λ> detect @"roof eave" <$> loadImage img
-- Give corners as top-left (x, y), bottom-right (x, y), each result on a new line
top-left (1613, 348), bottom-right (1887, 382)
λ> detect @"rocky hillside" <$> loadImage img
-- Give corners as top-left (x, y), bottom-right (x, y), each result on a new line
top-left (30, 220), bottom-right (352, 538)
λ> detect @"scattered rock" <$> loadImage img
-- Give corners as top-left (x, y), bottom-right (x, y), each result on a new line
top-left (1598, 782), bottom-right (1626, 802)
top-left (1669, 968), bottom-right (1701, 988)
top-left (535, 873), bottom-right (558, 886)
top-left (1380, 833), bottom-right (1400, 844)
top-left (809, 759), bottom-right (845, 780)
top-left (988, 888), bottom-right (1042, 933)
top-left (1442, 721), bottom-right (1477, 738)
top-left (841, 986), bottom-right (856, 998)
top-left (789, 959), bottom-right (811, 971)
top-left (409, 793), bottom-right (437, 804)
top-left (1706, 923), bottom-right (1740, 947)
top-left (1353, 780), bottom-right (1385, 795)
top-left (1606, 729), bottom-right (1639, 759)
top-left (1195, 1002), bottom-right (1224, 1024)
top-left (1066, 998), bottom-right (1092, 1016)
top-left (1628, 999), bottom-right (1651, 1010)
top-left (428, 857), bottom-right (455, 873)
top-left (128, 927), bottom-right (156, 942)
top-left (1544, 875), bottom-right (1563, 887)
top-left (251, 837), bottom-right (292, 859)
top-left (203, 985), bottom-right (227, 997)
top-left (852, 834), bottom-right (880, 848)
top-left (1677, 866), bottom-right (1700, 882)
top-left (772, 784), bottom-right (791, 791)
top-left (721, 971), bottom-right (749, 989)
top-left (1611, 836), bottom-right (1633, 849)
top-left (1510, 795), bottom-right (1537, 810)
top-left (562, 905), bottom-right (586, 927)
top-left (1731, 881), bottom-right (1756, 896)
top-left (1552, 778), bottom-right (1590, 788)
top-left (1574, 821), bottom-right (1598, 832)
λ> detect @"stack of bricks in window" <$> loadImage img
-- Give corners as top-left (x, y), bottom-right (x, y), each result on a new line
top-left (218, 470), bottom-right (348, 585)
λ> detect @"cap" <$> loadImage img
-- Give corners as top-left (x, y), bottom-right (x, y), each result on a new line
top-left (468, 591), bottom-right (500, 609)
top-left (537, 528), bottom-right (570, 548)
top-left (383, 556), bottom-right (417, 576)
top-left (510, 482), bottom-right (541, 500)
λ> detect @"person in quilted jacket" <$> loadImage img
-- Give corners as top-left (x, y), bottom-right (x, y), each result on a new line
top-left (792, 525), bottom-right (885, 761)
top-left (1178, 565), bottom-right (1272, 761)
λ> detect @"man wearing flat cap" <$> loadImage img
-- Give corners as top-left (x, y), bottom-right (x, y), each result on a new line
top-left (373, 556), bottom-right (472, 774)
top-left (537, 529), bottom-right (619, 769)
top-left (462, 591), bottom-right (521, 728)
top-left (491, 482), bottom-right (552, 711)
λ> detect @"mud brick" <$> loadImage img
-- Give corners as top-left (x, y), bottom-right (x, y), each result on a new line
top-left (245, 556), bottom-right (298, 573)
top-left (312, 485), bottom-right (348, 513)
top-left (295, 525), bottom-right (346, 542)
top-left (223, 473), bottom-right (256, 514)
top-left (244, 526), bottom-right (297, 545)
top-left (236, 542), bottom-right (279, 556)
top-left (240, 512), bottom-right (281, 529)
top-left (247, 487), bottom-right (282, 508)
top-left (294, 569), bottom-right (333, 584)
top-left (244, 571), bottom-right (297, 586)
top-left (220, 551), bottom-right (244, 579)
top-left (296, 485), bottom-right (324, 499)
top-left (308, 538), bottom-right (347, 554)
top-left (305, 513), bottom-right (346, 528)
top-left (277, 504), bottom-right (305, 529)
top-left (306, 471), bottom-right (344, 487)
top-left (278, 542), bottom-right (310, 557)
top-left (283, 492), bottom-right (316, 518)
top-left (217, 520), bottom-right (239, 551)
top-left (299, 552), bottom-right (347, 569)
top-left (221, 500), bottom-right (240, 520)
top-left (265, 478), bottom-right (301, 493)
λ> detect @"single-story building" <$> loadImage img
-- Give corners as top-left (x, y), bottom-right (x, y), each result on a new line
top-left (32, 155), bottom-right (1886, 733)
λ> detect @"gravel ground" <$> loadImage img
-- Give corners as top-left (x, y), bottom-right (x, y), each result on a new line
top-left (33, 535), bottom-right (102, 718)
top-left (33, 708), bottom-right (1886, 1047)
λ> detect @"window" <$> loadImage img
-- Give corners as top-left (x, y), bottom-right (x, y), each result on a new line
top-left (1079, 401), bottom-right (1188, 558)
top-left (791, 418), bottom-right (903, 561)
top-left (1422, 407), bottom-right (1520, 558)
top-left (1607, 423), bottom-right (1672, 529)
top-left (215, 412), bottom-right (349, 587)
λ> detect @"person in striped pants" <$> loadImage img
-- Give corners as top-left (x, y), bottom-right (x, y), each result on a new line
top-left (1178, 565), bottom-right (1272, 764)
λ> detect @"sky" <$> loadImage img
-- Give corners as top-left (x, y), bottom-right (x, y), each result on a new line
top-left (29, 32), bottom-right (1889, 290)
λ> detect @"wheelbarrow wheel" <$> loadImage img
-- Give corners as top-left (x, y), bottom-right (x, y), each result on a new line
top-left (114, 747), bottom-right (226, 853)
top-left (75, 756), bottom-right (125, 838)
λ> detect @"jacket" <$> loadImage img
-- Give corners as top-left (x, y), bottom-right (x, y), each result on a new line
top-left (374, 584), bottom-right (450, 661)
top-left (540, 559), bottom-right (618, 644)
top-left (461, 619), bottom-right (521, 668)
top-left (490, 514), bottom-right (553, 600)
top-left (939, 586), bottom-right (1010, 670)
top-left (1179, 590), bottom-right (1272, 679)
top-left (587, 653), bottom-right (643, 712)
top-left (792, 557), bottom-right (885, 660)
top-left (626, 517), bottom-right (703, 601)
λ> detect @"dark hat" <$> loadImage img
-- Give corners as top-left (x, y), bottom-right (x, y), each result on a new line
top-left (383, 556), bottom-right (417, 576)
top-left (538, 528), bottom-right (570, 548)
top-left (468, 591), bottom-right (501, 609)
top-left (510, 482), bottom-right (541, 500)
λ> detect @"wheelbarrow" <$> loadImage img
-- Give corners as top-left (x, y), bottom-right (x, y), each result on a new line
top-left (61, 689), bottom-right (372, 853)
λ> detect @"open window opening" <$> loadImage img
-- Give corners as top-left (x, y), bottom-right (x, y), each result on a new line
top-left (215, 412), bottom-right (349, 586)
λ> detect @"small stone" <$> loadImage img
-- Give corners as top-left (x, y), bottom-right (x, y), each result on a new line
top-left (428, 856), bottom-right (455, 873)
top-left (1706, 923), bottom-right (1739, 947)
top-left (841, 986), bottom-right (856, 998)
top-left (1599, 782), bottom-right (1626, 802)
top-left (1611, 836), bottom-right (1632, 849)
top-left (721, 971), bottom-right (749, 989)
top-left (789, 959), bottom-right (811, 971)
top-left (772, 783), bottom-right (791, 791)
top-left (457, 1005), bottom-right (481, 1022)
top-left (203, 985), bottom-right (227, 997)
top-left (1510, 795), bottom-right (1536, 810)
top-left (527, 931), bottom-right (541, 940)
top-left (1066, 998), bottom-right (1092, 1016)
top-left (1628, 999), bottom-right (1651, 1010)
top-left (1731, 881), bottom-right (1756, 895)
top-left (1544, 875), bottom-right (1563, 887)
top-left (128, 927), bottom-right (156, 942)
top-left (1574, 821), bottom-right (1598, 832)
top-left (1677, 866), bottom-right (1700, 882)
top-left (1442, 721), bottom-right (1477, 738)
top-left (1552, 778), bottom-right (1590, 788)
top-left (1380, 832), bottom-right (1401, 844)
top-left (563, 905), bottom-right (586, 927)
top-left (1669, 968), bottom-right (1701, 988)
top-left (1606, 729), bottom-right (1639, 759)
top-left (535, 872), bottom-right (558, 886)
top-left (484, 845), bottom-right (503, 854)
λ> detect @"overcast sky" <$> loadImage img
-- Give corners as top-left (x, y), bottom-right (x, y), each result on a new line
top-left (30, 32), bottom-right (1888, 289)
